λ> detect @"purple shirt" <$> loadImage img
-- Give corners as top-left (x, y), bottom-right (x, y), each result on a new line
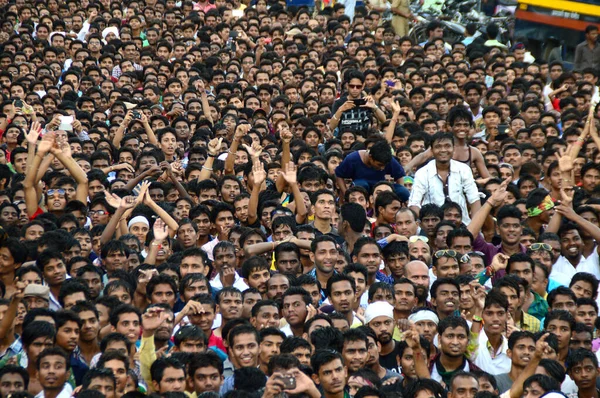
top-left (473, 233), bottom-right (526, 283)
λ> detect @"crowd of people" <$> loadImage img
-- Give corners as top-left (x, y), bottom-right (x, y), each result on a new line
top-left (0, 2), bottom-right (600, 398)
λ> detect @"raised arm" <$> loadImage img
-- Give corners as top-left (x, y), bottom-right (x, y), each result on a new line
top-left (467, 178), bottom-right (508, 237)
top-left (141, 112), bottom-right (159, 147)
top-left (143, 191), bottom-right (179, 233)
top-left (280, 161), bottom-right (307, 224)
top-left (112, 111), bottom-right (133, 149)
top-left (404, 148), bottom-right (432, 175)
top-left (198, 137), bottom-right (222, 182)
top-left (51, 134), bottom-right (88, 203)
top-left (247, 160), bottom-right (266, 226)
top-left (100, 194), bottom-right (137, 245)
top-left (161, 161), bottom-right (193, 202)
top-left (195, 80), bottom-right (214, 125)
top-left (225, 124), bottom-right (249, 175)
top-left (24, 131), bottom-right (54, 218)
top-left (385, 100), bottom-right (401, 144)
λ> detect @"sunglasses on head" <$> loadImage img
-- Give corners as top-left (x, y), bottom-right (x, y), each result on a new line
top-left (434, 249), bottom-right (457, 259)
top-left (530, 242), bottom-right (552, 252)
top-left (409, 235), bottom-right (429, 243)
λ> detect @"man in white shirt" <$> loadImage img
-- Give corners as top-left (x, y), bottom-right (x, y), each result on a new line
top-left (408, 132), bottom-right (481, 225)
top-left (472, 289), bottom-right (511, 375)
top-left (35, 347), bottom-right (73, 398)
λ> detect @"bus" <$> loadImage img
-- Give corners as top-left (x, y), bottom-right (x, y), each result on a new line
top-left (514, 0), bottom-right (600, 64)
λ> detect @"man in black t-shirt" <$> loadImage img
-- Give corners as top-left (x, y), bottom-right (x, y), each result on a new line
top-left (365, 301), bottom-right (401, 373)
top-left (329, 70), bottom-right (387, 137)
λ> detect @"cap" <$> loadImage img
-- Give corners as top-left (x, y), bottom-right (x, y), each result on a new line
top-left (365, 301), bottom-right (394, 324)
top-left (23, 284), bottom-right (50, 301)
top-left (286, 27), bottom-right (302, 36)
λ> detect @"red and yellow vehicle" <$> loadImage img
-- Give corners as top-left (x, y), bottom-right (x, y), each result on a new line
top-left (514, 0), bottom-right (600, 63)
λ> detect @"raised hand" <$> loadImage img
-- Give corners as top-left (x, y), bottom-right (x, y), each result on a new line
top-left (490, 253), bottom-right (509, 272)
top-left (234, 124), bottom-right (250, 141)
top-left (153, 218), bottom-right (168, 241)
top-left (136, 180), bottom-right (151, 204)
top-left (489, 178), bottom-right (510, 206)
top-left (138, 268), bottom-right (159, 285)
top-left (556, 147), bottom-right (574, 173)
top-left (404, 324), bottom-right (422, 349)
top-left (104, 192), bottom-right (123, 209)
top-left (222, 266), bottom-right (235, 287)
top-left (207, 137), bottom-right (223, 156)
top-left (252, 161), bottom-right (267, 187)
top-left (26, 121), bottom-right (42, 145)
top-left (390, 100), bottom-right (401, 115)
top-left (469, 280), bottom-right (486, 310)
top-left (120, 196), bottom-right (136, 209)
top-left (37, 132), bottom-right (56, 155)
top-left (279, 161), bottom-right (297, 184)
top-left (280, 127), bottom-right (293, 144)
top-left (243, 142), bottom-right (262, 159)
top-left (142, 307), bottom-right (168, 334)
top-left (114, 163), bottom-right (136, 173)
top-left (560, 187), bottom-right (574, 208)
top-left (363, 95), bottom-right (376, 109)
top-left (181, 300), bottom-right (205, 317)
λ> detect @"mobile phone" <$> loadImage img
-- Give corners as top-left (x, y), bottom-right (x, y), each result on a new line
top-left (229, 31), bottom-right (238, 39)
top-left (132, 110), bottom-right (141, 119)
top-left (353, 99), bottom-right (366, 106)
top-left (386, 80), bottom-right (395, 87)
top-left (498, 124), bottom-right (508, 135)
top-left (14, 99), bottom-right (23, 108)
top-left (274, 375), bottom-right (296, 390)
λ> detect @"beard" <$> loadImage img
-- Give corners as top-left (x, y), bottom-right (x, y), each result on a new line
top-left (415, 286), bottom-right (428, 303)
top-left (377, 332), bottom-right (393, 345)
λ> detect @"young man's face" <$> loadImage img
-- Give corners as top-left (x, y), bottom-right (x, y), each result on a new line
top-left (154, 366), bottom-right (186, 393)
top-left (546, 319), bottom-right (572, 350)
top-left (38, 355), bottom-right (69, 391)
top-left (230, 333), bottom-right (260, 367)
top-left (569, 357), bottom-right (599, 390)
top-left (56, 320), bottom-right (80, 352)
top-left (0, 372), bottom-right (26, 397)
top-left (192, 365), bottom-right (223, 394)
top-left (313, 358), bottom-right (346, 395)
top-left (113, 312), bottom-right (141, 344)
top-left (87, 376), bottom-right (117, 398)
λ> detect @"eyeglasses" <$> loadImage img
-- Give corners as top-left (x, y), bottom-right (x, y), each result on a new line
top-left (434, 249), bottom-right (457, 259)
top-left (409, 235), bottom-right (429, 243)
top-left (459, 253), bottom-right (470, 263)
top-left (530, 242), bottom-right (552, 252)
top-left (348, 84), bottom-right (362, 89)
top-left (47, 189), bottom-right (65, 197)
top-left (89, 210), bottom-right (108, 216)
top-left (467, 251), bottom-right (485, 257)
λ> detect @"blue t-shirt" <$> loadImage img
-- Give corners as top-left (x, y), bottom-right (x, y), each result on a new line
top-left (335, 151), bottom-right (405, 183)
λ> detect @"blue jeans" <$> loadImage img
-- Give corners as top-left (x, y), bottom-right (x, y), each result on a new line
top-left (353, 179), bottom-right (410, 202)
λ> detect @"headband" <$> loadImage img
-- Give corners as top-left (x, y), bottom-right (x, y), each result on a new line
top-left (527, 195), bottom-right (555, 218)
top-left (128, 216), bottom-right (149, 229)
top-left (365, 301), bottom-right (394, 324)
top-left (408, 311), bottom-right (440, 325)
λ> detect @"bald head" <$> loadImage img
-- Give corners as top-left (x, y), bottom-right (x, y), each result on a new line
top-left (404, 260), bottom-right (430, 290)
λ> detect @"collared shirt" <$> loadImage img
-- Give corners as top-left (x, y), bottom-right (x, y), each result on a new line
top-left (408, 159), bottom-right (480, 225)
top-left (551, 254), bottom-right (600, 284)
top-left (527, 292), bottom-right (548, 321)
top-left (0, 338), bottom-right (22, 362)
top-left (473, 234), bottom-right (527, 270)
top-left (209, 271), bottom-right (248, 292)
top-left (574, 40), bottom-right (600, 71)
top-left (520, 311), bottom-right (542, 332)
top-left (35, 383), bottom-right (73, 398)
top-left (473, 331), bottom-right (511, 375)
top-left (71, 348), bottom-right (89, 386)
